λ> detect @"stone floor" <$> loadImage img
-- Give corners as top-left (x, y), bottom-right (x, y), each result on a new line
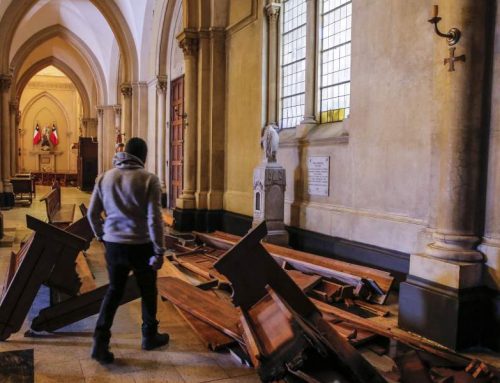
top-left (0, 186), bottom-right (260, 383)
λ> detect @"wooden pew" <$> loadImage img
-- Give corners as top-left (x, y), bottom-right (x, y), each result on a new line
top-left (213, 222), bottom-right (388, 383)
top-left (0, 215), bottom-right (88, 340)
top-left (39, 182), bottom-right (75, 228)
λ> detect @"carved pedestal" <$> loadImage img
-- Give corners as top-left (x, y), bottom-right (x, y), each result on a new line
top-left (252, 162), bottom-right (289, 246)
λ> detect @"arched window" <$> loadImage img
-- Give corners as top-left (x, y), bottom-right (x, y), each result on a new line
top-left (279, 0), bottom-right (352, 128)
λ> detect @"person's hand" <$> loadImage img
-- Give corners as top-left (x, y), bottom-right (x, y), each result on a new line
top-left (149, 254), bottom-right (164, 270)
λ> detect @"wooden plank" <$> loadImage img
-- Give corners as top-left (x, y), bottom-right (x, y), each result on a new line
top-left (176, 308), bottom-right (236, 351)
top-left (286, 270), bottom-right (322, 293)
top-left (197, 230), bottom-right (394, 304)
top-left (214, 222), bottom-right (316, 316)
top-left (157, 277), bottom-right (243, 343)
top-left (31, 276), bottom-right (140, 332)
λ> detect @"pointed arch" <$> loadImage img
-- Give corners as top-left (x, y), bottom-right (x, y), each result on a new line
top-left (10, 25), bottom-right (107, 104)
top-left (17, 58), bottom-right (91, 118)
top-left (0, 0), bottom-right (138, 82)
top-left (21, 91), bottom-right (71, 132)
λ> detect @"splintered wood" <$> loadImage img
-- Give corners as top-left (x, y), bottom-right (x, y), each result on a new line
top-left (160, 225), bottom-right (500, 383)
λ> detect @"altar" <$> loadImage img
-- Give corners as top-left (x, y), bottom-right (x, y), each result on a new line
top-left (29, 151), bottom-right (63, 172)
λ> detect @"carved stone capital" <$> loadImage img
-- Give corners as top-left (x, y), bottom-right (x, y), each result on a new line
top-left (178, 31), bottom-right (199, 56)
top-left (265, 3), bottom-right (281, 22)
top-left (0, 75), bottom-right (12, 92)
top-left (113, 104), bottom-right (122, 115)
top-left (120, 83), bottom-right (132, 97)
top-left (96, 107), bottom-right (104, 118)
top-left (9, 100), bottom-right (19, 114)
top-left (156, 75), bottom-right (168, 94)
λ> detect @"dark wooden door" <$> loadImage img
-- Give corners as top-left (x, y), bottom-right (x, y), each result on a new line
top-left (169, 76), bottom-right (184, 208)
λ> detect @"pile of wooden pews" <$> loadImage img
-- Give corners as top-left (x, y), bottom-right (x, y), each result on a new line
top-left (160, 224), bottom-right (500, 383)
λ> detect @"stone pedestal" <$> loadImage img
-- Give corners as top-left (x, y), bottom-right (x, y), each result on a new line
top-left (252, 162), bottom-right (289, 246)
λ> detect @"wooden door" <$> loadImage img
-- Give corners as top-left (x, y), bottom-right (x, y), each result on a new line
top-left (169, 76), bottom-right (184, 208)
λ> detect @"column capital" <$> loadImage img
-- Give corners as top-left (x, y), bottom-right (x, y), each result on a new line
top-left (120, 83), bottom-right (133, 97)
top-left (265, 2), bottom-right (281, 22)
top-left (96, 106), bottom-right (104, 117)
top-left (0, 74), bottom-right (12, 92)
top-left (177, 30), bottom-right (199, 57)
top-left (9, 100), bottom-right (18, 113)
top-left (156, 75), bottom-right (168, 94)
top-left (113, 104), bottom-right (122, 115)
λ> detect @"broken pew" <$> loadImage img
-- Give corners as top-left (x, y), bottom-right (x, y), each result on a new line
top-left (194, 230), bottom-right (394, 304)
top-left (0, 215), bottom-right (88, 340)
top-left (213, 221), bottom-right (388, 383)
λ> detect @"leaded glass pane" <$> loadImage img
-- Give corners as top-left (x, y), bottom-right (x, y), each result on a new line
top-left (320, 0), bottom-right (351, 123)
top-left (280, 0), bottom-right (306, 129)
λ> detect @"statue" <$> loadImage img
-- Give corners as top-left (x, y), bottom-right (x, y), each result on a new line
top-left (261, 124), bottom-right (280, 163)
top-left (41, 126), bottom-right (51, 151)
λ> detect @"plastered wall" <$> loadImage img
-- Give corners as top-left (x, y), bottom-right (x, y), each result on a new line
top-left (224, 0), bottom-right (437, 254)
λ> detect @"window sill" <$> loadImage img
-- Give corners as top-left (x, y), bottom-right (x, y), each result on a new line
top-left (279, 119), bottom-right (349, 147)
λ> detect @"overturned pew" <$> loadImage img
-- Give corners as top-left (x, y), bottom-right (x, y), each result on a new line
top-left (0, 215), bottom-right (140, 340)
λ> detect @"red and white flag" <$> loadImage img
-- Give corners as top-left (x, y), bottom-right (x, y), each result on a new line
top-left (50, 124), bottom-right (59, 146)
top-left (33, 124), bottom-right (41, 145)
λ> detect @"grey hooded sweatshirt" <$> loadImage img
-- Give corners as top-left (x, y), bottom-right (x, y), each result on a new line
top-left (87, 152), bottom-right (165, 255)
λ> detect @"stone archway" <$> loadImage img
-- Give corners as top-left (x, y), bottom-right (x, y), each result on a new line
top-left (0, 0), bottom-right (138, 82)
top-left (17, 58), bottom-right (91, 119)
top-left (10, 25), bottom-right (107, 106)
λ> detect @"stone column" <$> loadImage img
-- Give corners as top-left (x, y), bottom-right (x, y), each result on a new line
top-left (298, 0), bottom-right (318, 136)
top-left (0, 75), bottom-right (12, 194)
top-left (9, 100), bottom-right (19, 176)
top-left (96, 106), bottom-right (104, 174)
top-left (120, 83), bottom-right (132, 143)
top-left (175, 31), bottom-right (198, 212)
top-left (399, 0), bottom-right (494, 350)
top-left (265, 2), bottom-right (281, 125)
top-left (156, 76), bottom-right (168, 192)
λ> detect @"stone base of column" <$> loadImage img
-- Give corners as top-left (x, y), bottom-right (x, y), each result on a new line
top-left (398, 253), bottom-right (491, 350)
top-left (0, 192), bottom-right (15, 209)
top-left (264, 227), bottom-right (289, 246)
top-left (173, 208), bottom-right (196, 232)
top-left (479, 238), bottom-right (500, 290)
top-left (399, 276), bottom-right (489, 350)
top-left (173, 208), bottom-right (223, 233)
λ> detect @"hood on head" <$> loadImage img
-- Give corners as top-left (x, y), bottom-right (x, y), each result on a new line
top-left (112, 151), bottom-right (145, 169)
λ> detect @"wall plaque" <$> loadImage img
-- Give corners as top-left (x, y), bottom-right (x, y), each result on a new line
top-left (307, 156), bottom-right (330, 196)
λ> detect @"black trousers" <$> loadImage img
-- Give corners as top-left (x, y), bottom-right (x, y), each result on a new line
top-left (94, 242), bottom-right (158, 339)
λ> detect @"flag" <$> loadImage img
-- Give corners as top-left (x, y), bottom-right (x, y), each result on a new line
top-left (33, 124), bottom-right (41, 145)
top-left (50, 124), bottom-right (59, 146)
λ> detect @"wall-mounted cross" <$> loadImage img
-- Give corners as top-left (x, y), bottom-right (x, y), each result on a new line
top-left (444, 47), bottom-right (465, 72)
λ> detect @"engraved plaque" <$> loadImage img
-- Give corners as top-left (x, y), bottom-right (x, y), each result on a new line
top-left (307, 156), bottom-right (330, 196)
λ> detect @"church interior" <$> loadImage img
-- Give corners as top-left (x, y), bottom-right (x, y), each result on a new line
top-left (0, 0), bottom-right (499, 381)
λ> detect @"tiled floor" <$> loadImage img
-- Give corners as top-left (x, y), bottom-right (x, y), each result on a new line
top-left (0, 186), bottom-right (259, 383)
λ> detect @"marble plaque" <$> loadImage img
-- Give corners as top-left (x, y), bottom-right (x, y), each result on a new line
top-left (307, 156), bottom-right (330, 196)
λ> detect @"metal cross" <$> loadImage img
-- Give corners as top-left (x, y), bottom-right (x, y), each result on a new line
top-left (444, 47), bottom-right (466, 72)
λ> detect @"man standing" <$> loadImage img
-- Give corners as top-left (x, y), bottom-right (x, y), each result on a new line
top-left (87, 137), bottom-right (168, 364)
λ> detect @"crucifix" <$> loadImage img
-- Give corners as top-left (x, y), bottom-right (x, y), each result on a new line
top-left (444, 47), bottom-right (466, 72)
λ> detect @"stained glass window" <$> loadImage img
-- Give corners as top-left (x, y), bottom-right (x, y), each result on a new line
top-left (320, 0), bottom-right (352, 123)
top-left (280, 0), bottom-right (307, 129)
